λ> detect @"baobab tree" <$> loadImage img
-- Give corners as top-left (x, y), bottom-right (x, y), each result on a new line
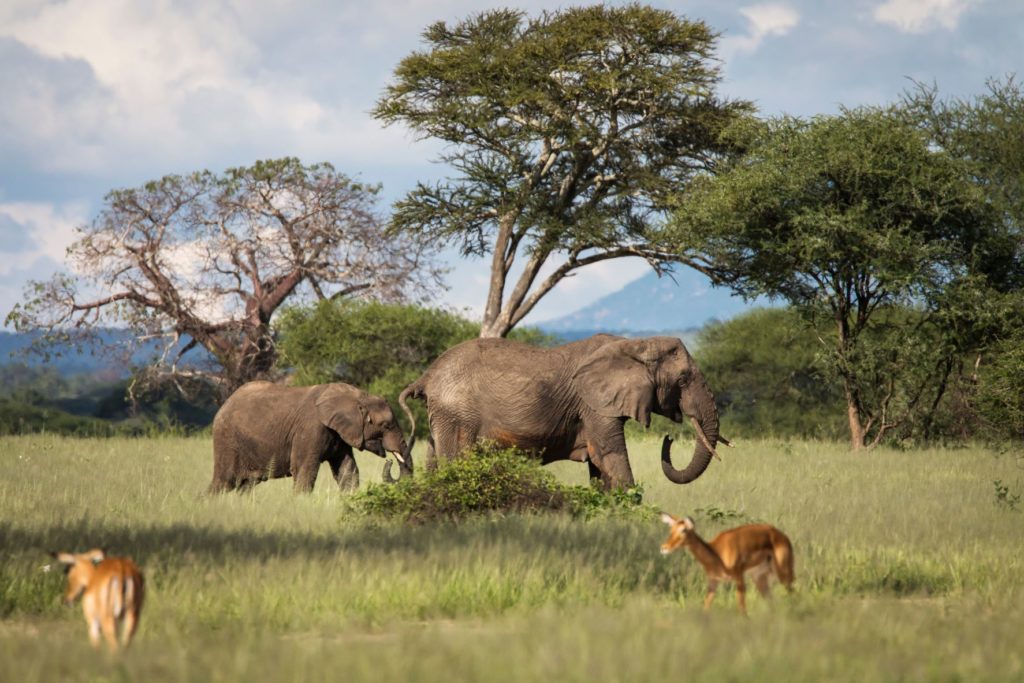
top-left (7, 158), bottom-right (442, 397)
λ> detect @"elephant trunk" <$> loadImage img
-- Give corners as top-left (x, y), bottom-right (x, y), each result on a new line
top-left (382, 459), bottom-right (397, 484)
top-left (398, 435), bottom-right (415, 479)
top-left (382, 435), bottom-right (415, 485)
top-left (662, 380), bottom-right (719, 485)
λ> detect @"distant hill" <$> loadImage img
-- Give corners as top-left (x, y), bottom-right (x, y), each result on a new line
top-left (0, 329), bottom-right (196, 376)
top-left (536, 268), bottom-right (769, 336)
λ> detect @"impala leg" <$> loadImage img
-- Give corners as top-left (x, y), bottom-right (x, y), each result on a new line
top-left (87, 617), bottom-right (102, 649)
top-left (752, 561), bottom-right (773, 599)
top-left (703, 579), bottom-right (719, 611)
top-left (100, 613), bottom-right (119, 652)
top-left (754, 573), bottom-right (772, 599)
top-left (735, 578), bottom-right (748, 615)
top-left (121, 609), bottom-right (139, 647)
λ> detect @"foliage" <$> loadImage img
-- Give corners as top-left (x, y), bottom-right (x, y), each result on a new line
top-left (903, 79), bottom-right (1024, 443)
top-left (349, 442), bottom-right (654, 523)
top-left (0, 397), bottom-right (119, 437)
top-left (672, 106), bottom-right (1014, 449)
top-left (5, 158), bottom-right (442, 398)
top-left (972, 330), bottom-right (1024, 440)
top-left (992, 479), bottom-right (1021, 512)
top-left (275, 300), bottom-right (552, 436)
top-left (0, 364), bottom-right (216, 436)
top-left (695, 307), bottom-right (845, 439)
top-left (375, 5), bottom-right (752, 337)
top-left (904, 77), bottom-right (1024, 239)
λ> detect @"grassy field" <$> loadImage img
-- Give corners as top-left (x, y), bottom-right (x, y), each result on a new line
top-left (1, 434), bottom-right (1022, 682)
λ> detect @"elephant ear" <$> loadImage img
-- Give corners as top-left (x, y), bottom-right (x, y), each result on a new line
top-left (315, 384), bottom-right (366, 448)
top-left (573, 338), bottom-right (658, 427)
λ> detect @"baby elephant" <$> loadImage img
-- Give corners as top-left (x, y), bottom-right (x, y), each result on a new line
top-left (52, 549), bottom-right (144, 651)
top-left (210, 381), bottom-right (411, 494)
top-left (660, 513), bottom-right (794, 614)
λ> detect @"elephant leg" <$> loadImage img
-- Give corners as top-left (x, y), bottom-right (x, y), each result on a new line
top-left (208, 476), bottom-right (235, 494)
top-left (425, 436), bottom-right (438, 472)
top-left (293, 463), bottom-right (319, 493)
top-left (582, 418), bottom-right (635, 491)
top-left (587, 460), bottom-right (613, 490)
top-left (327, 446), bottom-right (359, 492)
top-left (598, 451), bottom-right (635, 490)
top-left (291, 446), bottom-right (321, 493)
top-left (432, 415), bottom-right (475, 460)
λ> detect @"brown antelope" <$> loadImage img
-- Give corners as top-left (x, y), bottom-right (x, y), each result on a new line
top-left (52, 549), bottom-right (144, 651)
top-left (660, 513), bottom-right (794, 614)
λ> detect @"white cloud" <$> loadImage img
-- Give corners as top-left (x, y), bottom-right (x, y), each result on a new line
top-left (0, 0), bottom-right (441, 178)
top-left (722, 4), bottom-right (800, 56)
top-left (0, 201), bottom-right (86, 323)
top-left (0, 202), bottom-right (84, 277)
top-left (872, 0), bottom-right (976, 33)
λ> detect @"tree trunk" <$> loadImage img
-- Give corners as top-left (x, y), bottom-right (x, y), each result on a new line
top-left (846, 399), bottom-right (866, 452)
top-left (479, 317), bottom-right (510, 338)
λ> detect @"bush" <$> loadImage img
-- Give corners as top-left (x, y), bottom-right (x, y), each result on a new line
top-left (0, 397), bottom-right (118, 436)
top-left (348, 443), bottom-right (655, 523)
top-left (695, 307), bottom-right (846, 439)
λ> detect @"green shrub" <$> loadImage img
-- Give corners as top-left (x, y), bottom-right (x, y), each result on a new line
top-left (348, 443), bottom-right (656, 523)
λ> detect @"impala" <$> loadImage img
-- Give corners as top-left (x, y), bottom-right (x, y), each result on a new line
top-left (660, 512), bottom-right (794, 614)
top-left (52, 549), bottom-right (144, 651)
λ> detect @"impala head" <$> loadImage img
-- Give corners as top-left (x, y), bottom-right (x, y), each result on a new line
top-left (51, 548), bottom-right (106, 604)
top-left (659, 513), bottom-right (696, 555)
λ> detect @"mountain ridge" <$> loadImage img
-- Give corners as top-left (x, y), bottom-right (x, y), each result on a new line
top-left (536, 268), bottom-right (765, 334)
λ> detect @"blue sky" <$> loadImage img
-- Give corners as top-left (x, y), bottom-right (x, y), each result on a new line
top-left (1, 0), bottom-right (1021, 327)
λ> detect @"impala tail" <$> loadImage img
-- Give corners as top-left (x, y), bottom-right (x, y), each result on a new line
top-left (769, 527), bottom-right (795, 587)
top-left (52, 549), bottom-right (145, 651)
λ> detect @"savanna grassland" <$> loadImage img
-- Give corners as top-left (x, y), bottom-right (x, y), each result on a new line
top-left (1, 434), bottom-right (1022, 682)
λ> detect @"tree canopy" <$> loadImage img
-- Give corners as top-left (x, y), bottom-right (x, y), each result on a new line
top-left (6, 158), bottom-right (442, 397)
top-left (375, 4), bottom-right (752, 337)
top-left (671, 107), bottom-right (1015, 449)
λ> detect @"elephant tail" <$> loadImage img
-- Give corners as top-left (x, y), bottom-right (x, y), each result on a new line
top-left (398, 381), bottom-right (424, 443)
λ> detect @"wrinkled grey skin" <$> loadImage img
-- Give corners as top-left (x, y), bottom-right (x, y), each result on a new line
top-left (399, 334), bottom-right (719, 490)
top-left (209, 381), bottom-right (410, 494)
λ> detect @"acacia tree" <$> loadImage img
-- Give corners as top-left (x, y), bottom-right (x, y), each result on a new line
top-left (374, 5), bottom-right (751, 337)
top-left (903, 78), bottom-right (1024, 440)
top-left (6, 158), bottom-right (441, 397)
top-left (671, 108), bottom-right (1007, 450)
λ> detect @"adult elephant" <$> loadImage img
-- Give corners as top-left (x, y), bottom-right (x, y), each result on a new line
top-left (209, 381), bottom-right (412, 494)
top-left (398, 334), bottom-right (721, 490)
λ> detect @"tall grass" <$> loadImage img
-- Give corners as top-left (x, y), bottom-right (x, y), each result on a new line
top-left (1, 434), bottom-right (1021, 681)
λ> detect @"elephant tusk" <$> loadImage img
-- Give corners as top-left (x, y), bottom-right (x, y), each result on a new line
top-left (689, 416), bottom-right (722, 462)
top-left (396, 435), bottom-right (414, 466)
top-left (718, 435), bottom-right (735, 448)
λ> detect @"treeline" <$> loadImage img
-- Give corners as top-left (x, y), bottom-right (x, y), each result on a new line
top-left (0, 364), bottom-right (218, 436)
top-left (698, 307), bottom-right (1022, 444)
top-left (4, 300), bottom-right (1020, 444)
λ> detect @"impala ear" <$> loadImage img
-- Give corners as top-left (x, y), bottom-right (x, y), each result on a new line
top-left (682, 516), bottom-right (695, 530)
top-left (316, 384), bottom-right (367, 448)
top-left (86, 548), bottom-right (106, 563)
top-left (660, 512), bottom-right (678, 526)
top-left (574, 339), bottom-right (657, 426)
top-left (53, 552), bottom-right (76, 565)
